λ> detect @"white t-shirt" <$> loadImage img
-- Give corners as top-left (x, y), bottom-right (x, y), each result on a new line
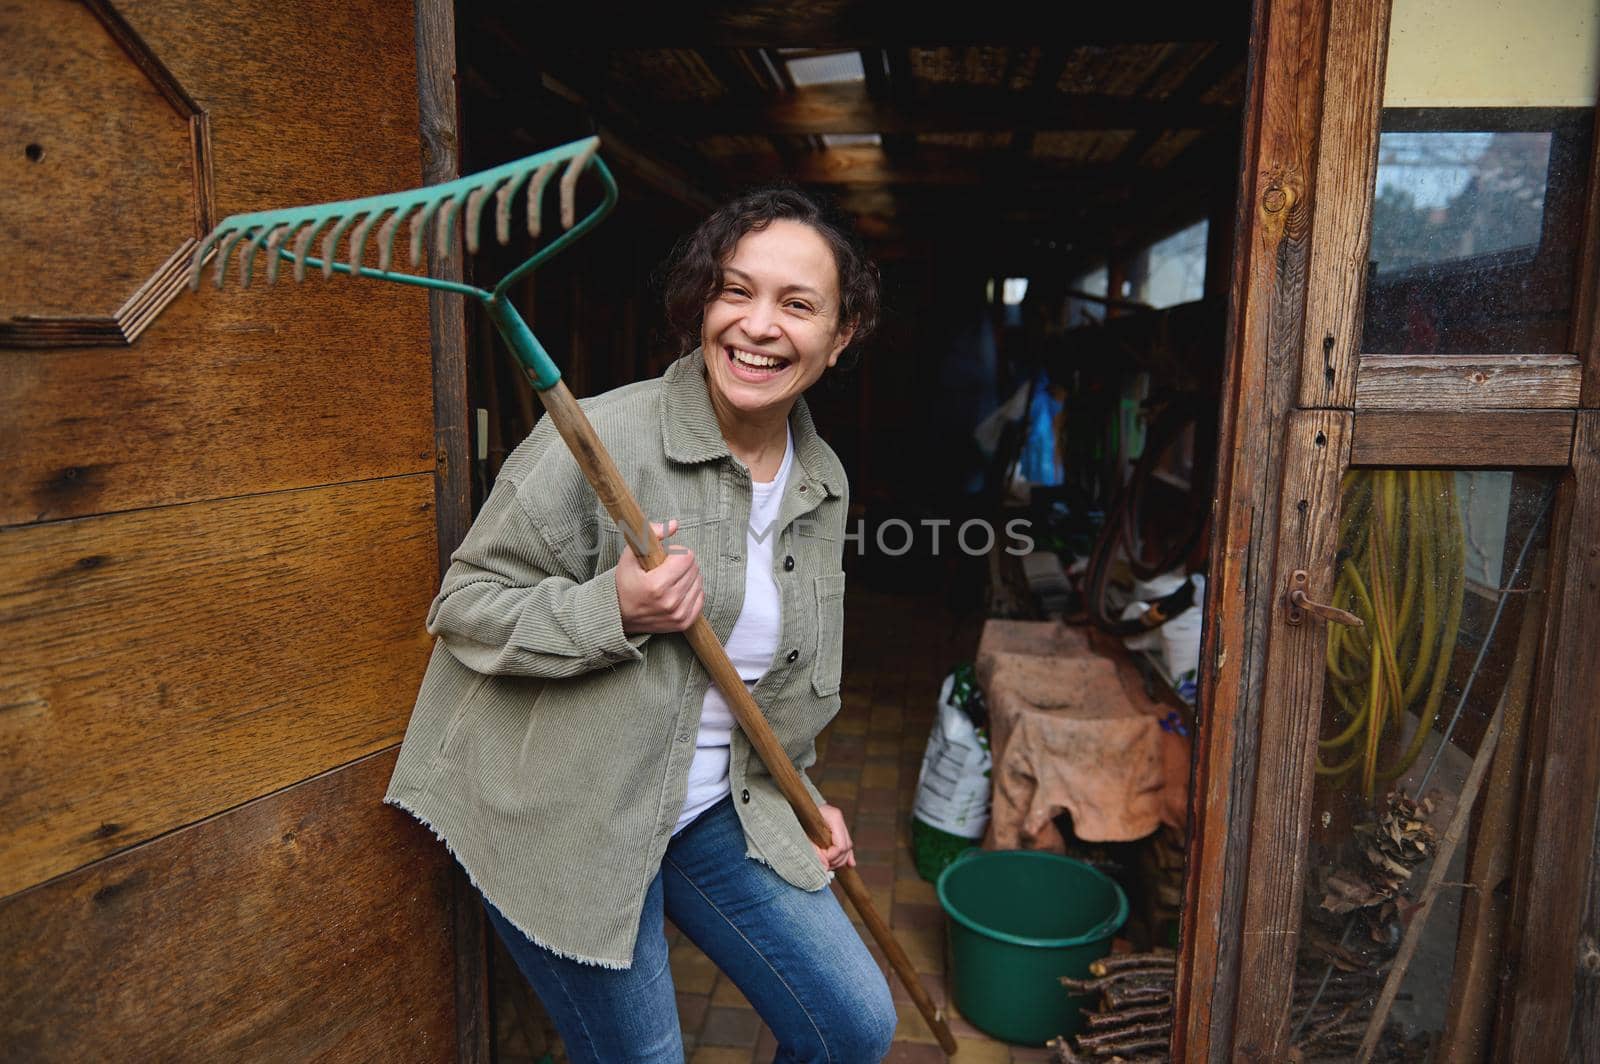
top-left (675, 429), bottom-right (795, 833)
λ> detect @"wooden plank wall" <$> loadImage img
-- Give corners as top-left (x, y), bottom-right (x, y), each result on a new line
top-left (0, 0), bottom-right (459, 1057)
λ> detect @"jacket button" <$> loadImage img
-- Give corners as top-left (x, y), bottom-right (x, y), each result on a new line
top-left (786, 649), bottom-right (799, 663)
top-left (783, 555), bottom-right (795, 571)
top-left (797, 484), bottom-right (807, 493)
top-left (740, 788), bottom-right (751, 804)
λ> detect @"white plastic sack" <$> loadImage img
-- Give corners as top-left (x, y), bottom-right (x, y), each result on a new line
top-left (912, 674), bottom-right (993, 839)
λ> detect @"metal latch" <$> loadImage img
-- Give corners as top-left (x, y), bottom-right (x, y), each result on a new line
top-left (1284, 568), bottom-right (1364, 627)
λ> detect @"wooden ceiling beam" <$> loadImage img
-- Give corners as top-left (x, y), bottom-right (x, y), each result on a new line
top-left (724, 144), bottom-right (1141, 186)
top-left (502, 2), bottom-right (1248, 48)
top-left (627, 81), bottom-right (1232, 136)
top-left (1116, 41), bottom-right (1246, 166)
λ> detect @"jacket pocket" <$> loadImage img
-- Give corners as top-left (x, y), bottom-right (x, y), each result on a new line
top-left (434, 671), bottom-right (491, 760)
top-left (811, 573), bottom-right (846, 697)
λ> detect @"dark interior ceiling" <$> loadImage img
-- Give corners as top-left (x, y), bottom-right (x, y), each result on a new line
top-left (458, 1), bottom-right (1252, 273)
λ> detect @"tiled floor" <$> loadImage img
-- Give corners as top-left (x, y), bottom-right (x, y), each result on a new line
top-left (496, 586), bottom-right (1055, 1062)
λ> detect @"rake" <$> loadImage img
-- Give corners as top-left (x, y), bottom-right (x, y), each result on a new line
top-left (190, 135), bottom-right (956, 1055)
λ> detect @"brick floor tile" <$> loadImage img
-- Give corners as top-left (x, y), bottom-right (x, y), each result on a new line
top-left (754, 1025), bottom-right (778, 1059)
top-left (900, 926), bottom-right (946, 975)
top-left (888, 970), bottom-right (946, 1009)
top-left (710, 976), bottom-right (751, 1008)
top-left (884, 1043), bottom-right (947, 1063)
top-left (954, 1037), bottom-right (1013, 1062)
top-left (859, 786), bottom-right (899, 809)
top-left (895, 877), bottom-right (938, 905)
top-left (855, 846), bottom-right (894, 868)
top-left (854, 806), bottom-right (899, 827)
top-left (893, 1005), bottom-right (939, 1045)
top-left (892, 901), bottom-right (944, 929)
top-left (858, 863), bottom-right (895, 888)
top-left (823, 778), bottom-right (859, 800)
top-left (689, 1048), bottom-right (754, 1064)
top-left (676, 990), bottom-right (709, 1030)
top-left (854, 823), bottom-right (897, 850)
top-left (1009, 1046), bottom-right (1057, 1061)
top-left (700, 1005), bottom-right (763, 1048)
top-left (866, 737), bottom-right (900, 757)
top-left (670, 943), bottom-right (720, 994)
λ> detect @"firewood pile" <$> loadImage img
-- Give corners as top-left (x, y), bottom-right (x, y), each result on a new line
top-left (1050, 951), bottom-right (1176, 1063)
top-left (1046, 794), bottom-right (1444, 1061)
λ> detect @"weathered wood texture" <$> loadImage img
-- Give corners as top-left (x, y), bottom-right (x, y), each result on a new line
top-left (1575, 105), bottom-right (1600, 409)
top-left (1499, 412), bottom-right (1600, 1059)
top-left (1232, 410), bottom-right (1353, 1060)
top-left (1573, 773), bottom-right (1600, 1060)
top-left (0, 475), bottom-right (437, 896)
top-left (1349, 410), bottom-right (1576, 468)
top-left (0, 0), bottom-right (433, 526)
top-left (1298, 0), bottom-right (1388, 409)
top-left (0, 749), bottom-right (456, 1062)
top-left (417, 0), bottom-right (470, 578)
top-left (0, 0), bottom-right (213, 348)
top-left (1176, 0), bottom-right (1328, 1059)
top-left (413, 3), bottom-right (485, 1062)
top-left (1438, 573), bottom-right (1548, 1064)
top-left (1353, 354), bottom-right (1583, 410)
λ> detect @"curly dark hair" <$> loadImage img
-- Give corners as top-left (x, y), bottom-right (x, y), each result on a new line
top-left (661, 185), bottom-right (880, 364)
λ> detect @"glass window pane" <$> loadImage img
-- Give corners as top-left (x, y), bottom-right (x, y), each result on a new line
top-left (1128, 219), bottom-right (1208, 310)
top-left (1285, 469), bottom-right (1556, 1059)
top-left (1361, 0), bottom-right (1596, 355)
top-left (1361, 113), bottom-right (1592, 354)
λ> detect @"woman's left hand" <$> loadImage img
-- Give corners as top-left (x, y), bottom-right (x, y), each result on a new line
top-left (812, 804), bottom-right (856, 870)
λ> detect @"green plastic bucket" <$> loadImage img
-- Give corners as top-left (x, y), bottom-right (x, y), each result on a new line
top-left (936, 849), bottom-right (1128, 1045)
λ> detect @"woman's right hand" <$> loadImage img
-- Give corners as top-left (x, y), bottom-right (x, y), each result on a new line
top-left (616, 520), bottom-right (705, 634)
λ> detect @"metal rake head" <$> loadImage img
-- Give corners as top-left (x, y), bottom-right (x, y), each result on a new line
top-left (188, 136), bottom-right (613, 298)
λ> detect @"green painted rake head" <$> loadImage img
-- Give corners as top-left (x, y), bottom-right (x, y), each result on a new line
top-left (188, 135), bottom-right (617, 389)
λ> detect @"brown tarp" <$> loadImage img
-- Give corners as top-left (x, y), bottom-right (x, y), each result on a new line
top-left (976, 620), bottom-right (1189, 851)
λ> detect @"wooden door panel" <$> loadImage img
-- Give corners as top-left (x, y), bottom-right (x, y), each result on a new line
top-left (1232, 409), bottom-right (1352, 1058)
top-left (0, 474), bottom-right (436, 895)
top-left (0, 749), bottom-right (456, 1062)
top-left (0, 0), bottom-right (434, 526)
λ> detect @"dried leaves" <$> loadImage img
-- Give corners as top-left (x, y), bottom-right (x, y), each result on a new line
top-left (1316, 792), bottom-right (1439, 946)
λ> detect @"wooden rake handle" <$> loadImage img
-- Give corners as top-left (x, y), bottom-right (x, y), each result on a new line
top-left (536, 380), bottom-right (957, 1055)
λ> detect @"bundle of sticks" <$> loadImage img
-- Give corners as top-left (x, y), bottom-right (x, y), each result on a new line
top-left (1047, 952), bottom-right (1388, 1062)
top-left (1051, 950), bottom-right (1175, 1063)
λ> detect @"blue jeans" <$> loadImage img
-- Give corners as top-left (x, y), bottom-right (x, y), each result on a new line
top-left (481, 796), bottom-right (897, 1063)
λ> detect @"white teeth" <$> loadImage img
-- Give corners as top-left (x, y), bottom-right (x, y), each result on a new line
top-left (730, 347), bottom-right (784, 369)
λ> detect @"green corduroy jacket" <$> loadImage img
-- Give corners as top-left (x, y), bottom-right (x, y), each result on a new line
top-left (383, 348), bottom-right (847, 968)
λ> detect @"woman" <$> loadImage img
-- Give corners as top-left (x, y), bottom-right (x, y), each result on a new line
top-left (384, 187), bottom-right (895, 1062)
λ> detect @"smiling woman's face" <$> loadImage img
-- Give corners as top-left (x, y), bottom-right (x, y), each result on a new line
top-left (700, 219), bottom-right (855, 429)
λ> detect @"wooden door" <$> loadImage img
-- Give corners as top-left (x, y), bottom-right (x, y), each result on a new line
top-left (0, 1), bottom-right (475, 1058)
top-left (1177, 0), bottom-right (1600, 1059)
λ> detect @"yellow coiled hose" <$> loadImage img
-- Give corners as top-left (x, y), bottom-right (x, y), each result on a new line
top-left (1317, 469), bottom-right (1466, 800)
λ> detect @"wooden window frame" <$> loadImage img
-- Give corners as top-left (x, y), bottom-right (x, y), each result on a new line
top-left (1180, 0), bottom-right (1600, 1059)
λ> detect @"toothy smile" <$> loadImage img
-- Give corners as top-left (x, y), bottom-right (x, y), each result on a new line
top-left (727, 346), bottom-right (789, 370)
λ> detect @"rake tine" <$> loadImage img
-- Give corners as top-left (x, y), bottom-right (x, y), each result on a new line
top-left (213, 228), bottom-right (248, 289)
top-left (190, 227), bottom-right (228, 291)
top-left (464, 183), bottom-right (495, 255)
top-left (263, 224), bottom-right (291, 285)
top-left (377, 206), bottom-right (408, 273)
top-left (238, 224), bottom-right (280, 288)
top-left (527, 163), bottom-right (556, 239)
top-left (347, 211), bottom-right (379, 274)
top-left (293, 220), bottom-right (325, 283)
top-left (410, 199), bottom-right (442, 267)
top-left (559, 139), bottom-right (599, 231)
top-left (437, 191), bottom-right (469, 259)
top-left (321, 212), bottom-right (359, 280)
top-left (494, 168), bottom-right (536, 246)
top-left (239, 227), bottom-right (270, 289)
